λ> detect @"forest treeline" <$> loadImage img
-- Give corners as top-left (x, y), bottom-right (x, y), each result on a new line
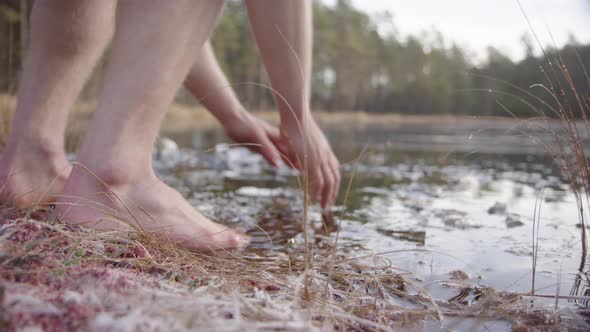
top-left (1, 0), bottom-right (589, 117)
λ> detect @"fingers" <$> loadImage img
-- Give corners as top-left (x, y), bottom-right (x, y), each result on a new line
top-left (262, 121), bottom-right (281, 143)
top-left (307, 152), bottom-right (340, 209)
top-left (258, 116), bottom-right (339, 207)
top-left (256, 134), bottom-right (281, 167)
top-left (319, 154), bottom-right (341, 208)
top-left (272, 138), bottom-right (300, 170)
top-left (329, 155), bottom-right (341, 206)
top-left (320, 161), bottom-right (335, 209)
top-left (278, 141), bottom-right (302, 170)
top-left (309, 166), bottom-right (324, 205)
top-left (262, 122), bottom-right (302, 170)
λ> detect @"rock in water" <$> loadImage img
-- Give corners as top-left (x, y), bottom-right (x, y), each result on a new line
top-left (449, 270), bottom-right (470, 280)
top-left (487, 202), bottom-right (507, 215)
top-left (505, 214), bottom-right (525, 228)
top-left (154, 137), bottom-right (180, 168)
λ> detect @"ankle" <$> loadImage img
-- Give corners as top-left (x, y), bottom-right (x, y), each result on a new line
top-left (69, 161), bottom-right (156, 188)
top-left (2, 136), bottom-right (67, 167)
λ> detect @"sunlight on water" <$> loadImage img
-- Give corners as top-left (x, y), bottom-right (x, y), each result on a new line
top-left (157, 123), bottom-right (590, 323)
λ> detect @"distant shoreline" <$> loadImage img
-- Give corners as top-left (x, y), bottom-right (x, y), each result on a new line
top-left (0, 93), bottom-right (576, 141)
top-left (159, 103), bottom-right (567, 136)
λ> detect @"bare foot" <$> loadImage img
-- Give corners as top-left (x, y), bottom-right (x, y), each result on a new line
top-left (56, 166), bottom-right (248, 251)
top-left (0, 144), bottom-right (71, 206)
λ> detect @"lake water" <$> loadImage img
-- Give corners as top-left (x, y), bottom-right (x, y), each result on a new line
top-left (157, 119), bottom-right (590, 328)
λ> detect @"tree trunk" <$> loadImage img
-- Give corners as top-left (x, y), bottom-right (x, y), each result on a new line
top-left (19, 0), bottom-right (28, 58)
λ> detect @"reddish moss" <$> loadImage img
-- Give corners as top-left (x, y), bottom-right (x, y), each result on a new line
top-left (9, 222), bottom-right (42, 243)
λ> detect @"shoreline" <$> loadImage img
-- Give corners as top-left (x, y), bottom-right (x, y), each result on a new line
top-left (0, 93), bottom-right (579, 151)
top-left (0, 93), bottom-right (569, 130)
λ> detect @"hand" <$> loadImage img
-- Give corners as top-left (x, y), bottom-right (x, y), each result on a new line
top-left (222, 111), bottom-right (282, 167)
top-left (274, 115), bottom-right (341, 208)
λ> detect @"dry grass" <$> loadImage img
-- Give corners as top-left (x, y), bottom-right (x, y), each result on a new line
top-left (474, 12), bottom-right (590, 273)
top-left (1, 204), bottom-right (578, 331)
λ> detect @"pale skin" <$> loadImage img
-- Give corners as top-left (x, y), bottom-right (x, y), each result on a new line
top-left (185, 41), bottom-right (284, 169)
top-left (0, 0), bottom-right (340, 250)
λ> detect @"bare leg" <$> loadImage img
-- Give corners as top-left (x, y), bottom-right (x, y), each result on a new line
top-left (0, 0), bottom-right (115, 206)
top-left (56, 0), bottom-right (247, 250)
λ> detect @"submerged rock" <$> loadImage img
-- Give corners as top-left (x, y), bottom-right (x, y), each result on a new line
top-left (487, 202), bottom-right (507, 215)
top-left (433, 209), bottom-right (480, 229)
top-left (449, 270), bottom-right (471, 281)
top-left (154, 137), bottom-right (181, 168)
top-left (505, 214), bottom-right (525, 228)
top-left (213, 145), bottom-right (264, 175)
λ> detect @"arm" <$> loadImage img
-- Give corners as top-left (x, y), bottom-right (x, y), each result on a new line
top-left (184, 41), bottom-right (282, 166)
top-left (245, 0), bottom-right (340, 207)
top-left (244, 0), bottom-right (310, 124)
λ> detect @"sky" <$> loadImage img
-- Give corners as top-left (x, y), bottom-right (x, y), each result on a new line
top-left (322, 0), bottom-right (590, 63)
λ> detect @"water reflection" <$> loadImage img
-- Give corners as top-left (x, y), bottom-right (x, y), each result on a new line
top-left (570, 271), bottom-right (590, 307)
top-left (159, 123), bottom-right (588, 315)
top-left (375, 229), bottom-right (426, 245)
